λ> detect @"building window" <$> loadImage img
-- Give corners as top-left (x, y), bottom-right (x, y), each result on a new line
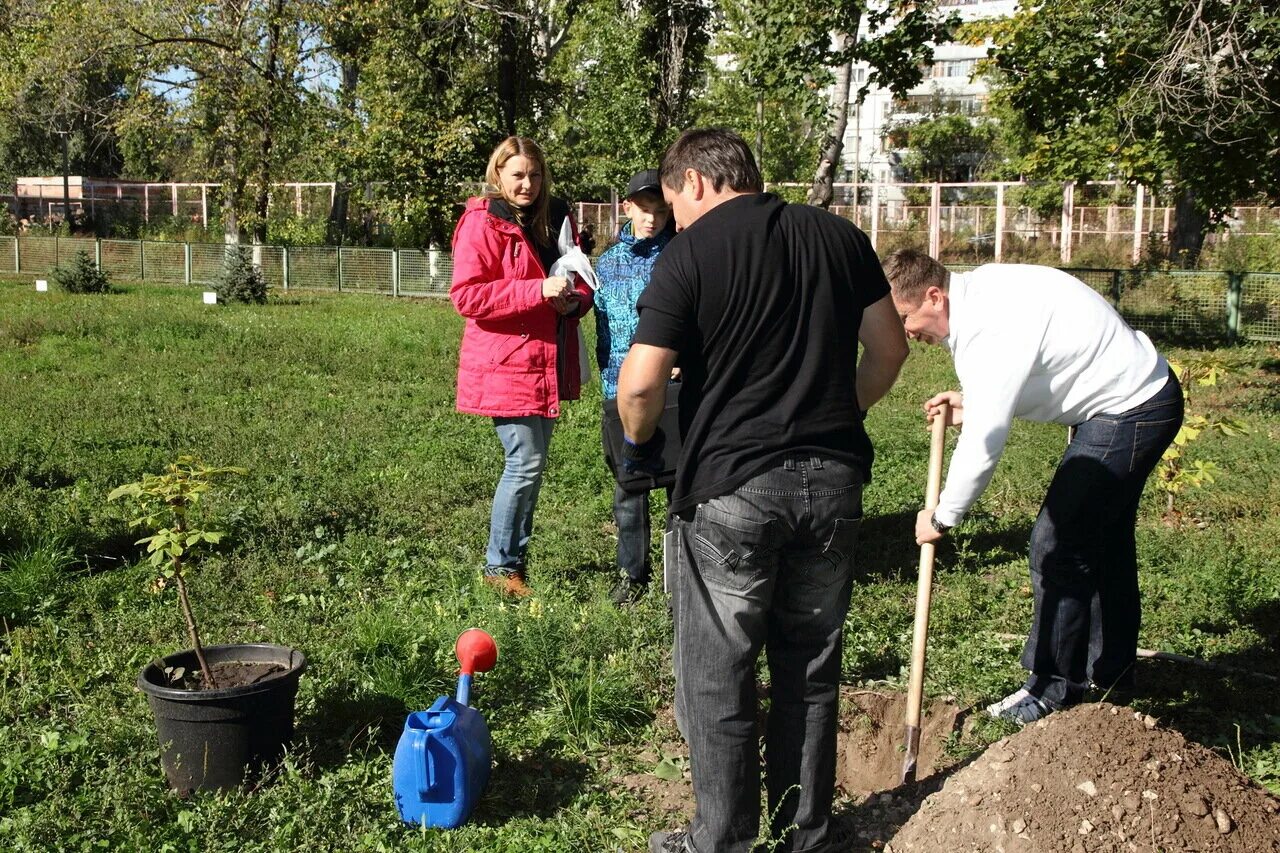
top-left (933, 59), bottom-right (977, 79)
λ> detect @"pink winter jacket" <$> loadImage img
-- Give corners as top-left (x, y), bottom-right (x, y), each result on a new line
top-left (450, 196), bottom-right (594, 418)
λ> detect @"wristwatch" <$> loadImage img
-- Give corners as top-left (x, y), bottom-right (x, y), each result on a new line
top-left (929, 513), bottom-right (950, 535)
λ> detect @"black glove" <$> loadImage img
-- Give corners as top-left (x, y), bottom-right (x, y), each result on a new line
top-left (622, 429), bottom-right (666, 476)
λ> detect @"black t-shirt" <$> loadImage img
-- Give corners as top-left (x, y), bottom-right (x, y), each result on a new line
top-left (633, 192), bottom-right (890, 514)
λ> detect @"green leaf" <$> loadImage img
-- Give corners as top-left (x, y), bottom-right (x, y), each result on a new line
top-left (653, 758), bottom-right (684, 781)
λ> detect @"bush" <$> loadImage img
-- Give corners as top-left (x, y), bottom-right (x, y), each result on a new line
top-left (52, 250), bottom-right (113, 294)
top-left (215, 245), bottom-right (268, 304)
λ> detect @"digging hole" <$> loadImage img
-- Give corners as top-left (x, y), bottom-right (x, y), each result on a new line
top-left (836, 689), bottom-right (961, 795)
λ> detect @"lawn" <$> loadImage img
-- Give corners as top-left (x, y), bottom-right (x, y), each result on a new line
top-left (1, 278), bottom-right (1278, 851)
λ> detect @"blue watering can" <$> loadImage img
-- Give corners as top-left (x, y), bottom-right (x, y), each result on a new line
top-left (393, 628), bottom-right (498, 828)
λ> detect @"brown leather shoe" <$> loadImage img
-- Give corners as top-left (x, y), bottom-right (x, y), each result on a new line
top-left (483, 573), bottom-right (534, 598)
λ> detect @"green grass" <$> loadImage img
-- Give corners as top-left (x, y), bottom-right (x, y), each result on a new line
top-left (1, 277), bottom-right (1278, 850)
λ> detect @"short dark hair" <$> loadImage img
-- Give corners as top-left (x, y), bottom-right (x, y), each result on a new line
top-left (881, 249), bottom-right (949, 305)
top-left (659, 128), bottom-right (763, 195)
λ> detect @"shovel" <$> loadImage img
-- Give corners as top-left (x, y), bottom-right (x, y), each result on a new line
top-left (901, 402), bottom-right (949, 785)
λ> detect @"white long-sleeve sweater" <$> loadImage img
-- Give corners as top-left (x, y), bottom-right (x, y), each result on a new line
top-left (933, 265), bottom-right (1170, 527)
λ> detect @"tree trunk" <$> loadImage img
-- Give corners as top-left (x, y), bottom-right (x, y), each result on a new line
top-left (497, 15), bottom-right (519, 136)
top-left (252, 0), bottom-right (284, 246)
top-left (1169, 187), bottom-right (1208, 267)
top-left (327, 59), bottom-right (359, 245)
top-left (808, 34), bottom-right (853, 208)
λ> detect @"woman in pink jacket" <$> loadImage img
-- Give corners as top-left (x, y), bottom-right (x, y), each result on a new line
top-left (450, 136), bottom-right (594, 597)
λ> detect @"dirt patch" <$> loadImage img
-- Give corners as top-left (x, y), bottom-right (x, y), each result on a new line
top-left (837, 689), bottom-right (961, 795)
top-left (618, 689), bottom-right (960, 831)
top-left (888, 703), bottom-right (1280, 853)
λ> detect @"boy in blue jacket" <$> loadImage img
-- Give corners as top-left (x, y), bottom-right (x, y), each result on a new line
top-left (595, 169), bottom-right (676, 605)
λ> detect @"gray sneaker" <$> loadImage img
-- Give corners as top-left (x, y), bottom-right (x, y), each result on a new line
top-left (649, 829), bottom-right (692, 852)
top-left (987, 689), bottom-right (1053, 725)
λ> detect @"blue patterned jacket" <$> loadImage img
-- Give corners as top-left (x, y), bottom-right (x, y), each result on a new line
top-left (593, 220), bottom-right (675, 399)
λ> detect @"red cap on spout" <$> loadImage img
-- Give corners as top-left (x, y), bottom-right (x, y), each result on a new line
top-left (455, 628), bottom-right (498, 676)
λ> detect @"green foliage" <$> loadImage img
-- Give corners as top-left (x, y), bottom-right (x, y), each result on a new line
top-left (52, 250), bottom-right (112, 294)
top-left (108, 456), bottom-right (243, 575)
top-left (215, 246), bottom-right (268, 304)
top-left (0, 537), bottom-right (75, 625)
top-left (109, 455), bottom-right (245, 685)
top-left (1157, 358), bottom-right (1250, 516)
top-left (989, 0), bottom-right (1280, 231)
top-left (886, 112), bottom-right (998, 183)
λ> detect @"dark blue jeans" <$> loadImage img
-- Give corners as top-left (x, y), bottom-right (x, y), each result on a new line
top-left (615, 484), bottom-right (655, 583)
top-left (1022, 371), bottom-right (1183, 708)
top-left (669, 456), bottom-right (863, 853)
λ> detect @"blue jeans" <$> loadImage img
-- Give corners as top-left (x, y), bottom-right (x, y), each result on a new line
top-left (614, 484), bottom-right (653, 583)
top-left (669, 456), bottom-right (863, 853)
top-left (1022, 371), bottom-right (1183, 707)
top-left (485, 416), bottom-right (555, 575)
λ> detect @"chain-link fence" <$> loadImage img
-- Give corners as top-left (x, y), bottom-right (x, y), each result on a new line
top-left (2, 234), bottom-right (1276, 343)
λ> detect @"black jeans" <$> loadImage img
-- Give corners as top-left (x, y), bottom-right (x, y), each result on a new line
top-left (1022, 371), bottom-right (1184, 707)
top-left (668, 456), bottom-right (863, 853)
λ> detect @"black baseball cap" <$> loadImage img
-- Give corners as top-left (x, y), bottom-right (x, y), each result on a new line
top-left (625, 169), bottom-right (662, 199)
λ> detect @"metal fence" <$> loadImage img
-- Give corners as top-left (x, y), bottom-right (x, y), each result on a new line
top-left (0, 235), bottom-right (453, 297)
top-left (3, 235), bottom-right (1278, 344)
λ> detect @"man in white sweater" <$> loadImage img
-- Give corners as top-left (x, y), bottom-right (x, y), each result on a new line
top-left (882, 250), bottom-right (1184, 725)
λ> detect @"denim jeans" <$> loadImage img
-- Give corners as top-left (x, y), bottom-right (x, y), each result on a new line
top-left (669, 456), bottom-right (863, 853)
top-left (614, 484), bottom-right (653, 583)
top-left (485, 416), bottom-right (556, 575)
top-left (1022, 371), bottom-right (1183, 707)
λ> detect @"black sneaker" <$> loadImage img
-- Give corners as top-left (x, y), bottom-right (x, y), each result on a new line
top-left (609, 574), bottom-right (648, 607)
top-left (649, 828), bottom-right (692, 852)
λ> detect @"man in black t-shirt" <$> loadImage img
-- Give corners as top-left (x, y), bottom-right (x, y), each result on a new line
top-left (617, 129), bottom-right (907, 853)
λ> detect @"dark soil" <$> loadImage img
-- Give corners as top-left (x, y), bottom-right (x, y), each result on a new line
top-left (888, 703), bottom-right (1280, 853)
top-left (170, 660), bottom-right (286, 691)
top-left (836, 689), bottom-right (961, 794)
top-left (615, 689), bottom-right (961, 846)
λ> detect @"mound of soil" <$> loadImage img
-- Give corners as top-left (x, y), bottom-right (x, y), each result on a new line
top-left (887, 703), bottom-right (1280, 853)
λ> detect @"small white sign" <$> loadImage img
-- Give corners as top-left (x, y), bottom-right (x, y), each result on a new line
top-left (35, 279), bottom-right (48, 292)
top-left (202, 291), bottom-right (217, 304)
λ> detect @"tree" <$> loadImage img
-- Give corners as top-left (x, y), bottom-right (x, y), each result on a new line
top-left (884, 110), bottom-right (998, 183)
top-left (990, 0), bottom-right (1280, 264)
top-left (546, 0), bottom-right (710, 200)
top-left (0, 0), bottom-right (133, 196)
top-left (805, 1), bottom-right (959, 207)
top-left (129, 0), bottom-right (319, 244)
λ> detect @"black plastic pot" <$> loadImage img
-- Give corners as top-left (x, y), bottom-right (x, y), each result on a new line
top-left (137, 643), bottom-right (307, 793)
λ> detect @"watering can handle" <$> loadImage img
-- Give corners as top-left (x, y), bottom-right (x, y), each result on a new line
top-left (413, 731), bottom-right (437, 800)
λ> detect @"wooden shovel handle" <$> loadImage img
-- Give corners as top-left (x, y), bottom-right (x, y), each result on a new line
top-left (902, 403), bottom-right (949, 781)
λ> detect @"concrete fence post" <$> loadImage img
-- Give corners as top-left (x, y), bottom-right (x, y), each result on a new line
top-left (1132, 184), bottom-right (1146, 265)
top-left (995, 183), bottom-right (1006, 262)
top-left (1060, 183), bottom-right (1075, 265)
top-left (95, 238), bottom-right (102, 270)
top-left (282, 246), bottom-right (290, 291)
top-left (1226, 272), bottom-right (1243, 344)
top-left (928, 184), bottom-right (942, 258)
top-left (184, 242), bottom-right (192, 285)
top-left (391, 248), bottom-right (400, 297)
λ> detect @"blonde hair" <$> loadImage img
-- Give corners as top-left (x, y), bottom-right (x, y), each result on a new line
top-left (485, 136), bottom-right (552, 246)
